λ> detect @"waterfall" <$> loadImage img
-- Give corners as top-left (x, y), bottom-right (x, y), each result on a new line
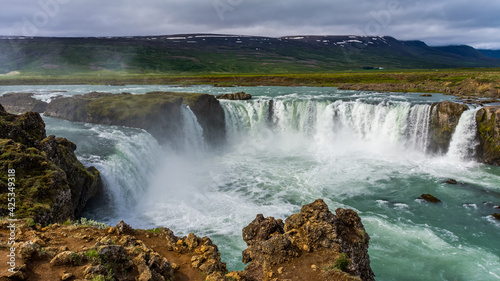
top-left (221, 99), bottom-right (432, 151)
top-left (179, 105), bottom-right (206, 156)
top-left (407, 104), bottom-right (432, 151)
top-left (447, 108), bottom-right (480, 160)
top-left (88, 127), bottom-right (161, 216)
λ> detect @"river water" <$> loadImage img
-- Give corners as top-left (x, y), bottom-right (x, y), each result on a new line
top-left (1, 85), bottom-right (499, 280)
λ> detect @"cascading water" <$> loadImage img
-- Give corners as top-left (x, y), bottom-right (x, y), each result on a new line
top-left (179, 105), bottom-right (207, 156)
top-left (221, 99), bottom-right (432, 152)
top-left (447, 107), bottom-right (481, 161)
top-left (17, 84), bottom-right (499, 281)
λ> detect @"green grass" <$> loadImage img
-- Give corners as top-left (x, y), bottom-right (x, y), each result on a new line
top-left (333, 253), bottom-right (350, 272)
top-left (1, 68), bottom-right (500, 98)
top-left (74, 217), bottom-right (109, 229)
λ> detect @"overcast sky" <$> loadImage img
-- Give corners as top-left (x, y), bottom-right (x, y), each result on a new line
top-left (1, 0), bottom-right (499, 49)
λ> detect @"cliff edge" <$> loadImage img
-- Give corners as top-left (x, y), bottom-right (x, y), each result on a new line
top-left (0, 104), bottom-right (102, 225)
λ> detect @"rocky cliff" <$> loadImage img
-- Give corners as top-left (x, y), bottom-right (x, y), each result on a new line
top-left (476, 106), bottom-right (500, 165)
top-left (428, 101), bottom-right (468, 154)
top-left (0, 200), bottom-right (374, 281)
top-left (0, 104), bottom-right (102, 225)
top-left (0, 92), bottom-right (48, 114)
top-left (3, 91), bottom-right (227, 147)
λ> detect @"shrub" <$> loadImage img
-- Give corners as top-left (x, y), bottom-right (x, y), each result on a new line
top-left (334, 253), bottom-right (350, 272)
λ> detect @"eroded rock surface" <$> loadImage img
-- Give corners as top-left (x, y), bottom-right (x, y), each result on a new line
top-left (241, 199), bottom-right (375, 281)
top-left (0, 107), bottom-right (102, 225)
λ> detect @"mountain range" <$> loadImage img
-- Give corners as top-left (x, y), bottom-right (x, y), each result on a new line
top-left (1, 34), bottom-right (500, 75)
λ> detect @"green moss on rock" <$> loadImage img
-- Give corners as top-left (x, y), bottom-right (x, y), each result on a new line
top-left (475, 106), bottom-right (500, 165)
top-left (45, 91), bottom-right (226, 146)
top-left (429, 101), bottom-right (468, 154)
top-left (0, 139), bottom-right (72, 224)
top-left (0, 108), bottom-right (103, 225)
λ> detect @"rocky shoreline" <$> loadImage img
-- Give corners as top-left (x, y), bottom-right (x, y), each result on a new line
top-left (0, 200), bottom-right (373, 281)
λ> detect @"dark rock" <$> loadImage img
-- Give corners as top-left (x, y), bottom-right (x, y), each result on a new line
top-left (0, 92), bottom-right (48, 114)
top-left (268, 99), bottom-right (274, 125)
top-left (116, 220), bottom-right (134, 235)
top-left (475, 106), bottom-right (500, 165)
top-left (185, 93), bottom-right (226, 147)
top-left (45, 91), bottom-right (226, 147)
top-left (419, 194), bottom-right (442, 203)
top-left (216, 91), bottom-right (252, 100)
top-left (493, 213), bottom-right (500, 220)
top-left (39, 135), bottom-right (102, 216)
top-left (445, 178), bottom-right (458, 184)
top-left (428, 101), bottom-right (468, 154)
top-left (420, 94), bottom-right (432, 97)
top-left (241, 199), bottom-right (374, 281)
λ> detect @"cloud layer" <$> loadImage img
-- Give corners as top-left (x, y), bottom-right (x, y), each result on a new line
top-left (1, 0), bottom-right (499, 49)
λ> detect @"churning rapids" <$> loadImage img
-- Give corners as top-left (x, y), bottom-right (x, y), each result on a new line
top-left (2, 85), bottom-right (500, 280)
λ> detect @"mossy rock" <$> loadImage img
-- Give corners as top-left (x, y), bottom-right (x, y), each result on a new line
top-left (428, 101), bottom-right (468, 154)
top-left (476, 106), bottom-right (500, 165)
top-left (45, 91), bottom-right (226, 146)
top-left (0, 139), bottom-right (73, 224)
top-left (0, 109), bottom-right (46, 147)
top-left (0, 109), bottom-right (102, 225)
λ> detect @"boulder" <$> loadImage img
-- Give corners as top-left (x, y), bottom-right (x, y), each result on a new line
top-left (419, 194), bottom-right (441, 203)
top-left (445, 179), bottom-right (457, 184)
top-left (216, 91), bottom-right (252, 100)
top-left (241, 199), bottom-right (374, 281)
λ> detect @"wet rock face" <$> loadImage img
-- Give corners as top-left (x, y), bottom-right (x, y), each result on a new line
top-left (42, 91), bottom-right (226, 147)
top-left (0, 92), bottom-right (48, 114)
top-left (241, 199), bottom-right (375, 281)
top-left (476, 106), bottom-right (500, 165)
top-left (0, 108), bottom-right (102, 225)
top-left (186, 93), bottom-right (226, 147)
top-left (428, 101), bottom-right (468, 154)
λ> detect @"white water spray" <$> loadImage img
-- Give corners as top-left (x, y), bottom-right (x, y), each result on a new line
top-left (447, 108), bottom-right (481, 161)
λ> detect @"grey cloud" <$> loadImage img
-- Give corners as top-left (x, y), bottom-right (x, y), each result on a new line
top-left (0, 0), bottom-right (499, 49)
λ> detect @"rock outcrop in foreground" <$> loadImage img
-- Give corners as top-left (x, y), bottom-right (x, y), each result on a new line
top-left (0, 104), bottom-right (102, 225)
top-left (240, 199), bottom-right (374, 281)
top-left (0, 200), bottom-right (373, 281)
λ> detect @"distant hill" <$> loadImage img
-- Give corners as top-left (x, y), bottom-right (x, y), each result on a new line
top-left (479, 49), bottom-right (500, 59)
top-left (1, 34), bottom-right (500, 75)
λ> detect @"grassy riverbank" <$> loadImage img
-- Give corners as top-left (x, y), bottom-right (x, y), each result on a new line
top-left (1, 68), bottom-right (500, 98)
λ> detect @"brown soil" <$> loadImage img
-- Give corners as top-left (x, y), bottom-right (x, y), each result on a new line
top-left (0, 220), bottom-right (206, 281)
